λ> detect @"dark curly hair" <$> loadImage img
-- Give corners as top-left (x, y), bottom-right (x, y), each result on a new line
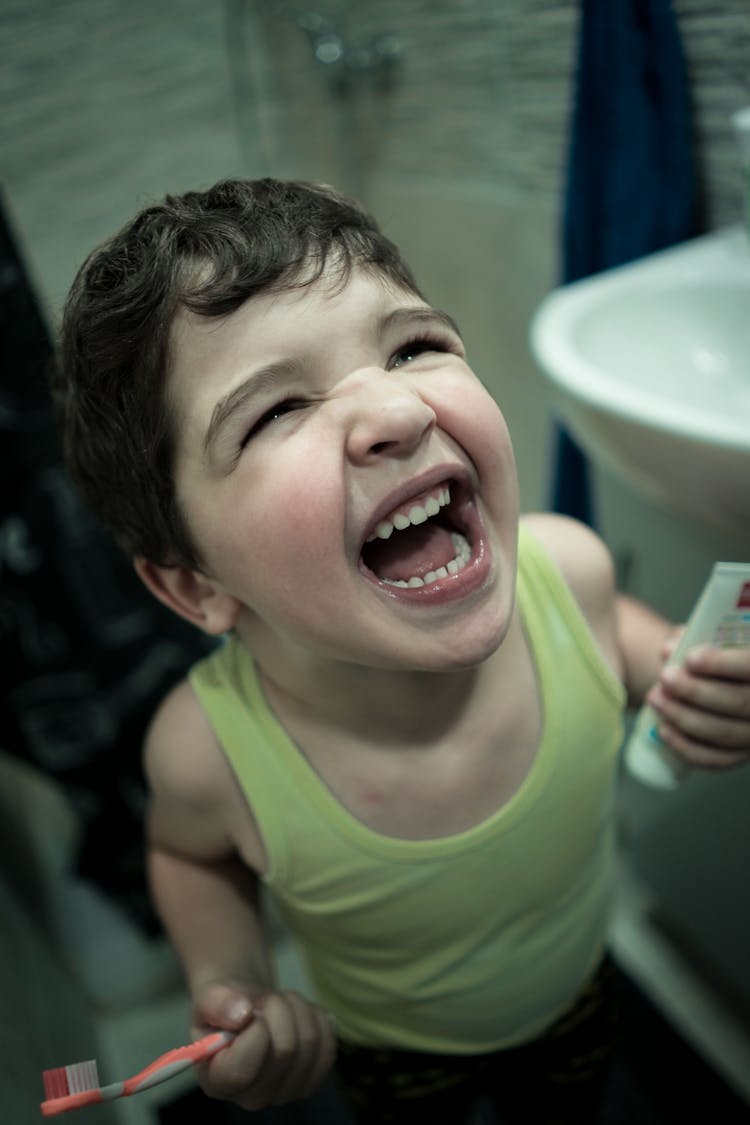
top-left (51, 178), bottom-right (422, 568)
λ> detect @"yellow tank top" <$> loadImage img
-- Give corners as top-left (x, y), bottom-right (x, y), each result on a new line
top-left (189, 525), bottom-right (625, 1053)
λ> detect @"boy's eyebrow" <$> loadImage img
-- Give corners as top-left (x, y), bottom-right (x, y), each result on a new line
top-left (382, 306), bottom-right (463, 339)
top-left (203, 360), bottom-right (297, 454)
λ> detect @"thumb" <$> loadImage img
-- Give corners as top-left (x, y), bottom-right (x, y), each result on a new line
top-left (194, 980), bottom-right (256, 1034)
top-left (661, 625), bottom-right (686, 666)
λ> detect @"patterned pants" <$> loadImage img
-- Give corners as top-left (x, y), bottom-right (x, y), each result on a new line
top-left (335, 956), bottom-right (621, 1125)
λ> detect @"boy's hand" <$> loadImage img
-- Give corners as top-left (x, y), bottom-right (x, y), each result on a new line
top-left (646, 642), bottom-right (750, 771)
top-left (192, 980), bottom-right (337, 1110)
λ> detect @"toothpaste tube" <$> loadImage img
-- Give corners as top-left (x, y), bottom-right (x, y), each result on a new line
top-left (625, 562), bottom-right (750, 789)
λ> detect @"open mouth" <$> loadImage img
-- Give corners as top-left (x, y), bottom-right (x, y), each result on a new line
top-left (359, 479), bottom-right (480, 592)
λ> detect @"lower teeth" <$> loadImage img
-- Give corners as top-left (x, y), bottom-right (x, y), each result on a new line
top-left (382, 532), bottom-right (471, 588)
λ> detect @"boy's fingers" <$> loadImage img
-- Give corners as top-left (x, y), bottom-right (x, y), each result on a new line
top-left (303, 1005), bottom-right (338, 1095)
top-left (210, 991), bottom-right (335, 1110)
top-left (259, 991), bottom-right (333, 1105)
top-left (191, 986), bottom-right (335, 1110)
top-left (650, 684), bottom-right (750, 753)
top-left (254, 992), bottom-right (302, 1102)
top-left (200, 1018), bottom-right (272, 1103)
top-left (279, 996), bottom-right (337, 1102)
top-left (658, 721), bottom-right (750, 771)
top-left (658, 665), bottom-right (750, 722)
top-left (685, 644), bottom-right (750, 681)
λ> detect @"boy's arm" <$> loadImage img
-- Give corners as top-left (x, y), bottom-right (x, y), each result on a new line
top-left (524, 514), bottom-right (750, 771)
top-left (144, 679), bottom-right (336, 1110)
top-left (146, 844), bottom-right (274, 1015)
top-left (615, 592), bottom-right (675, 707)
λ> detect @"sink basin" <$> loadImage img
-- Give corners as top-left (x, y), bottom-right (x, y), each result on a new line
top-left (530, 226), bottom-right (750, 535)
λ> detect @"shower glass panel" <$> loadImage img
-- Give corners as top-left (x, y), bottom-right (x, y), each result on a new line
top-left (225, 0), bottom-right (403, 198)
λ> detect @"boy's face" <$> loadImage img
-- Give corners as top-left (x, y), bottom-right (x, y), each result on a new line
top-left (167, 266), bottom-right (520, 674)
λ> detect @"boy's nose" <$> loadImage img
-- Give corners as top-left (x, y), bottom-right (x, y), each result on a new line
top-left (343, 369), bottom-right (436, 463)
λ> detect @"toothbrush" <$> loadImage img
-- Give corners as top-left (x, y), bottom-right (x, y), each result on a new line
top-left (40, 1029), bottom-right (235, 1116)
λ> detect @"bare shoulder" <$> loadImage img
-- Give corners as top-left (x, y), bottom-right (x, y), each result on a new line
top-left (521, 513), bottom-right (622, 673)
top-left (522, 512), bottom-right (616, 605)
top-left (143, 677), bottom-right (236, 857)
top-left (144, 677), bottom-right (220, 799)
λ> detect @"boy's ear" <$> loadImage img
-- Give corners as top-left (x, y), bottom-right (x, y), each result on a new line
top-left (134, 558), bottom-right (241, 635)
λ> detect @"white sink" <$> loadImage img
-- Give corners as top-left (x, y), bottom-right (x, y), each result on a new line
top-left (530, 226), bottom-right (750, 535)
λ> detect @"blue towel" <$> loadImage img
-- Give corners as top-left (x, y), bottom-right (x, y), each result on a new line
top-left (552, 0), bottom-right (699, 521)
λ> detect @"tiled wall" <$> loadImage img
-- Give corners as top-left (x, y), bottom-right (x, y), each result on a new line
top-left (677, 0), bottom-right (750, 226)
top-left (242, 0), bottom-right (749, 226)
top-left (248, 1), bottom-right (577, 197)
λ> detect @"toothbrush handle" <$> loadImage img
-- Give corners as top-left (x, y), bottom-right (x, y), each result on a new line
top-left (40, 1031), bottom-right (235, 1115)
top-left (124, 1030), bottom-right (235, 1094)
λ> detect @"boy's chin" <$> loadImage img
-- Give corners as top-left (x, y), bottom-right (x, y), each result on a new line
top-left (378, 613), bottom-right (511, 675)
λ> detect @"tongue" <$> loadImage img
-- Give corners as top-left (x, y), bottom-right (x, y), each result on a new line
top-left (364, 522), bottom-right (456, 581)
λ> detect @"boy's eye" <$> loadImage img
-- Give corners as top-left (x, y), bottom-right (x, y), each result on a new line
top-left (242, 399), bottom-right (302, 445)
top-left (390, 336), bottom-right (447, 369)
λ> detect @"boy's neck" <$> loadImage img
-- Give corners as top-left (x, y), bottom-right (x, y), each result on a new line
top-left (263, 660), bottom-right (482, 746)
top-left (238, 609), bottom-right (525, 747)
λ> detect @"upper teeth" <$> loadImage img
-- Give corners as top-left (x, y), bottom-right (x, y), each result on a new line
top-left (367, 486), bottom-right (451, 542)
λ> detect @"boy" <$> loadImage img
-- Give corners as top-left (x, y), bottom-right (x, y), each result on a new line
top-left (53, 179), bottom-right (750, 1124)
